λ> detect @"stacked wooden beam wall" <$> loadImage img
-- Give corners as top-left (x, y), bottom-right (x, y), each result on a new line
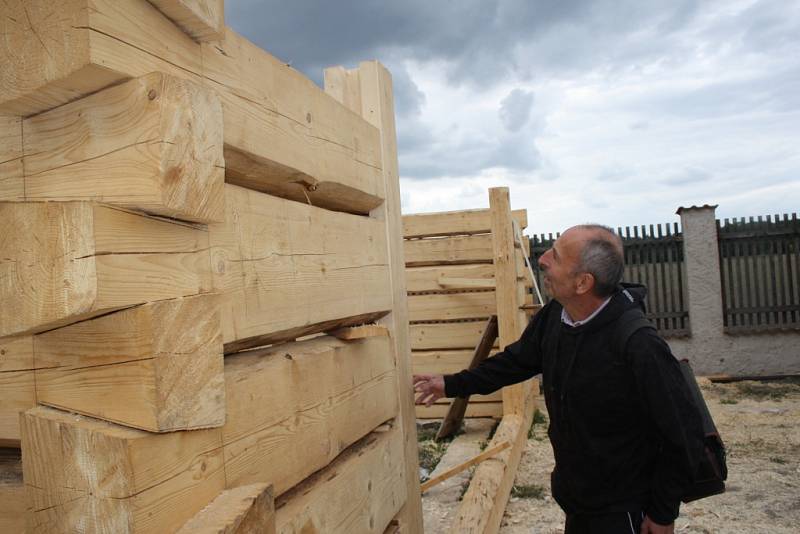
top-left (402, 200), bottom-right (537, 419)
top-left (0, 1), bottom-right (422, 532)
top-left (403, 190), bottom-right (541, 534)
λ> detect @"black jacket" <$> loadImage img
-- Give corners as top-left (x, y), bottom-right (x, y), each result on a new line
top-left (444, 284), bottom-right (705, 524)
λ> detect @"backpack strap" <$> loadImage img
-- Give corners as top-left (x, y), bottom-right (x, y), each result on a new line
top-left (612, 307), bottom-right (657, 362)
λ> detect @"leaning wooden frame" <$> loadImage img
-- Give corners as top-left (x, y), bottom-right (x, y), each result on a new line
top-left (402, 189), bottom-right (543, 534)
top-left (0, 1), bottom-right (423, 532)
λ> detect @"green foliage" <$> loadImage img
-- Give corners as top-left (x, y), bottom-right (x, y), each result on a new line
top-left (528, 408), bottom-right (548, 439)
top-left (511, 483), bottom-right (546, 499)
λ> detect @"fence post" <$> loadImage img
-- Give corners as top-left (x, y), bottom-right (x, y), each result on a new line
top-left (677, 205), bottom-right (724, 340)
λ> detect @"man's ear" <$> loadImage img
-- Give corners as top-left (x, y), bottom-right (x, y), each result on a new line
top-left (575, 272), bottom-right (595, 296)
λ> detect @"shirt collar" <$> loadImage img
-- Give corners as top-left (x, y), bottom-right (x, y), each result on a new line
top-left (561, 296), bottom-right (613, 327)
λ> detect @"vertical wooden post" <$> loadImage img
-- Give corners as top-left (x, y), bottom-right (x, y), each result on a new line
top-left (489, 187), bottom-right (530, 415)
top-left (325, 61), bottom-right (424, 533)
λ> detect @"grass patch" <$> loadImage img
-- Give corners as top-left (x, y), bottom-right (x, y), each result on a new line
top-left (417, 421), bottom-right (465, 482)
top-left (528, 408), bottom-right (548, 439)
top-left (733, 379), bottom-right (800, 402)
top-left (770, 456), bottom-right (787, 465)
top-left (511, 483), bottom-right (546, 499)
top-left (720, 398), bottom-right (738, 405)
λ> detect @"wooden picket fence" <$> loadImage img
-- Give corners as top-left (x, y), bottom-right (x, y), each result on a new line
top-left (717, 213), bottom-right (800, 333)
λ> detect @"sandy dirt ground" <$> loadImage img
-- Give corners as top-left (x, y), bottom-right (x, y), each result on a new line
top-left (422, 378), bottom-right (800, 534)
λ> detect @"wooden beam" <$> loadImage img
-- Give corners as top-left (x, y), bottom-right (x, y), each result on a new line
top-left (408, 291), bottom-right (496, 323)
top-left (436, 316), bottom-right (498, 440)
top-left (0, 115), bottom-right (23, 200)
top-left (1, 0), bottom-right (384, 215)
top-left (18, 72), bottom-right (225, 223)
top-left (329, 324), bottom-right (390, 340)
top-left (177, 483), bottom-right (275, 534)
top-left (275, 426), bottom-right (406, 534)
top-left (323, 66), bottom-right (362, 115)
top-left (0, 448), bottom-right (25, 534)
top-left (410, 321), bottom-right (499, 351)
top-left (34, 294), bottom-right (224, 432)
top-left (21, 335), bottom-right (397, 532)
top-left (148, 0), bottom-right (225, 42)
top-left (449, 410), bottom-right (533, 534)
top-left (403, 209), bottom-right (528, 239)
top-left (212, 184), bottom-right (392, 352)
top-left (421, 441), bottom-right (511, 493)
top-left (489, 188), bottom-right (528, 416)
top-left (404, 234), bottom-right (493, 267)
top-left (353, 61), bottom-right (424, 533)
top-left (0, 335), bottom-right (36, 447)
top-left (416, 403), bottom-right (502, 419)
top-left (406, 264), bottom-right (496, 293)
top-left (204, 28), bottom-right (385, 215)
top-left (0, 201), bottom-right (212, 338)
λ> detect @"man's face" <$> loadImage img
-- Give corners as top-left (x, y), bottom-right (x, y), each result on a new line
top-left (537, 228), bottom-right (587, 303)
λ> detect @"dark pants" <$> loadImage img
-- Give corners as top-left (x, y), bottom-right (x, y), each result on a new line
top-left (564, 510), bottom-right (644, 534)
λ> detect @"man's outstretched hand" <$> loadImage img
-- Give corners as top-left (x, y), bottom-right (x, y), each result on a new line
top-left (412, 374), bottom-right (445, 407)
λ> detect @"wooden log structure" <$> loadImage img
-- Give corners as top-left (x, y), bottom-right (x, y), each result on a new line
top-left (402, 188), bottom-right (541, 534)
top-left (1, 1), bottom-right (424, 532)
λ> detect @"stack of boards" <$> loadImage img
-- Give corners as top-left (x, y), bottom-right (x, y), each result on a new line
top-left (403, 205), bottom-right (537, 420)
top-left (0, 1), bottom-right (419, 532)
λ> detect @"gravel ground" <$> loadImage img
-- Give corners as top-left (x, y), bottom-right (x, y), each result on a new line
top-left (422, 378), bottom-right (800, 533)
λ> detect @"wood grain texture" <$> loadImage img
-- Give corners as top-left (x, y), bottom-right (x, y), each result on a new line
top-left (354, 60), bottom-right (424, 532)
top-left (404, 234), bottom-right (494, 267)
top-left (403, 209), bottom-right (527, 239)
top-left (1, 0), bottom-right (384, 215)
top-left (0, 336), bottom-right (36, 446)
top-left (408, 291), bottom-right (496, 323)
top-left (20, 72), bottom-right (225, 223)
top-left (275, 426), bottom-right (406, 534)
top-left (21, 335), bottom-right (396, 532)
top-left (177, 483), bottom-right (274, 534)
top-left (406, 264), bottom-right (496, 293)
top-left (0, 202), bottom-right (212, 337)
top-left (409, 321), bottom-right (499, 351)
top-left (0, 115), bottom-right (23, 200)
top-left (148, 0), bottom-right (224, 42)
top-left (34, 294), bottom-right (224, 432)
top-left (0, 448), bottom-right (25, 534)
top-left (415, 403), bottom-right (502, 420)
top-left (211, 184), bottom-right (392, 351)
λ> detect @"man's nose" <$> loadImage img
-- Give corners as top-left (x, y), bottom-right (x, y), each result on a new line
top-left (538, 249), bottom-right (551, 270)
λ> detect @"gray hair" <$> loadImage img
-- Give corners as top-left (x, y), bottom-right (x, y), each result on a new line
top-left (574, 224), bottom-right (624, 297)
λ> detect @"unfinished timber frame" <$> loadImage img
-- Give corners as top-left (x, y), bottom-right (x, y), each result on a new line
top-left (403, 191), bottom-right (541, 534)
top-left (0, 1), bottom-right (422, 532)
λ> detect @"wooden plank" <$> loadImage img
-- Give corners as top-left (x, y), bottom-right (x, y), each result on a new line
top-left (0, 0), bottom-right (203, 116)
top-left (408, 291), bottom-right (496, 323)
top-left (212, 184), bottom-right (392, 352)
top-left (410, 321), bottom-right (499, 351)
top-left (0, 201), bottom-right (212, 338)
top-left (436, 316), bottom-right (499, 440)
top-left (18, 72), bottom-right (224, 223)
top-left (407, 264), bottom-right (495, 293)
top-left (177, 483), bottom-right (275, 534)
top-left (323, 66), bottom-right (362, 115)
top-left (148, 0), bottom-right (225, 42)
top-left (275, 426), bottom-right (406, 534)
top-left (353, 61), bottom-right (424, 532)
top-left (21, 335), bottom-right (397, 533)
top-left (329, 324), bottom-right (390, 340)
top-left (34, 294), bottom-right (224, 432)
top-left (404, 234), bottom-right (494, 267)
top-left (421, 441), bottom-right (511, 493)
top-left (489, 188), bottom-right (528, 416)
top-left (0, 336), bottom-right (36, 447)
top-left (0, 448), bottom-right (25, 534)
top-left (403, 209), bottom-right (528, 238)
top-left (1, 0), bottom-right (384, 216)
top-left (205, 28), bottom-right (385, 215)
top-left (416, 403), bottom-right (502, 419)
top-left (222, 336), bottom-right (398, 491)
top-left (0, 115), bottom-right (24, 200)
top-left (449, 410), bottom-right (533, 534)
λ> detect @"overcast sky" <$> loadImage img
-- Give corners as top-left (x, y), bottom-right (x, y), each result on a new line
top-left (226, 0), bottom-right (799, 235)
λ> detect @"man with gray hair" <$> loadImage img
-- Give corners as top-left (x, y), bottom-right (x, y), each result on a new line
top-left (413, 224), bottom-right (704, 534)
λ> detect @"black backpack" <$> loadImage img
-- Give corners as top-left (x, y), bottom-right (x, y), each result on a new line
top-left (614, 306), bottom-right (728, 503)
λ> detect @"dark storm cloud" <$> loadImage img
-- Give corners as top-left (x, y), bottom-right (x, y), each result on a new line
top-left (499, 89), bottom-right (535, 132)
